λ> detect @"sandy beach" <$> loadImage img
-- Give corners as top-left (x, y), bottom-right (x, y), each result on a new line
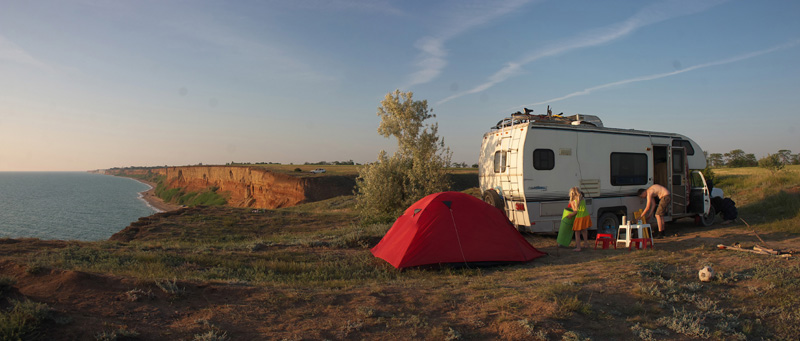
top-left (133, 179), bottom-right (182, 212)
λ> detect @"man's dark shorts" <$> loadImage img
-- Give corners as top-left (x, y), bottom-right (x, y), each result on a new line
top-left (656, 196), bottom-right (671, 216)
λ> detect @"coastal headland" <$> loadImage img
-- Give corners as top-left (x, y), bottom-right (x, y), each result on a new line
top-left (106, 165), bottom-right (358, 210)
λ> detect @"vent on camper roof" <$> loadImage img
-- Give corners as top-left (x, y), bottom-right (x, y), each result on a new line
top-left (568, 115), bottom-right (604, 127)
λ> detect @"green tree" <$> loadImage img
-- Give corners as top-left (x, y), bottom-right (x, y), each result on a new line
top-left (724, 149), bottom-right (744, 167)
top-left (759, 153), bottom-right (785, 174)
top-left (777, 149), bottom-right (792, 164)
top-left (355, 90), bottom-right (452, 222)
top-left (708, 153), bottom-right (724, 167)
top-left (724, 149), bottom-right (757, 167)
top-left (744, 153), bottom-right (758, 166)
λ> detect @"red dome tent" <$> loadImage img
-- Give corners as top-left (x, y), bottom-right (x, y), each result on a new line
top-left (371, 192), bottom-right (545, 269)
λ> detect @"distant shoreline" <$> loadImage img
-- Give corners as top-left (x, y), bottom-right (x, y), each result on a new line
top-left (130, 178), bottom-right (182, 212)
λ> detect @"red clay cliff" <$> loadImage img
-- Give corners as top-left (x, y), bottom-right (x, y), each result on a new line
top-left (109, 166), bottom-right (355, 209)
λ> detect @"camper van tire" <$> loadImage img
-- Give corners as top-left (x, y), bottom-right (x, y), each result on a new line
top-left (482, 190), bottom-right (505, 212)
top-left (597, 212), bottom-right (620, 233)
top-left (697, 206), bottom-right (716, 227)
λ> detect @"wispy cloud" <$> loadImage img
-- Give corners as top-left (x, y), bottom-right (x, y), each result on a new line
top-left (437, 0), bottom-right (729, 104)
top-left (270, 0), bottom-right (405, 16)
top-left (404, 0), bottom-right (538, 88)
top-left (516, 40), bottom-right (800, 108)
top-left (164, 13), bottom-right (335, 83)
top-left (0, 35), bottom-right (53, 72)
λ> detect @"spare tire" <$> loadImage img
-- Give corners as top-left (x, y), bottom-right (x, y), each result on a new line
top-left (483, 190), bottom-right (505, 211)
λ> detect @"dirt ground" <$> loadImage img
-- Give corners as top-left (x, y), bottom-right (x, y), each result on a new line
top-left (1, 217), bottom-right (797, 340)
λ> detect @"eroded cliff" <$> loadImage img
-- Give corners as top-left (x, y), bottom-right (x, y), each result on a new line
top-left (110, 166), bottom-right (355, 209)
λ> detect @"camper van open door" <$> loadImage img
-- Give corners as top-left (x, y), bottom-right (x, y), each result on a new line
top-left (691, 170), bottom-right (715, 226)
top-left (670, 146), bottom-right (688, 216)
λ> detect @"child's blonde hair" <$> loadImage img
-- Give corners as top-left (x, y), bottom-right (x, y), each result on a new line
top-left (569, 187), bottom-right (583, 202)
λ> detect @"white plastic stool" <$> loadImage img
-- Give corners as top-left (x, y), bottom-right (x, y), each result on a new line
top-left (636, 224), bottom-right (654, 241)
top-left (617, 224), bottom-right (653, 248)
top-left (617, 223), bottom-right (634, 248)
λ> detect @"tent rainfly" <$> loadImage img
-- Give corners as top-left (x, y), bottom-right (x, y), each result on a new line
top-left (371, 191), bottom-right (545, 268)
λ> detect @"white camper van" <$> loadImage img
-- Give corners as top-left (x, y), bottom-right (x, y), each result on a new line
top-left (478, 112), bottom-right (716, 233)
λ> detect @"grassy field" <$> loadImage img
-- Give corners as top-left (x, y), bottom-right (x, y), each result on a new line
top-left (247, 163), bottom-right (363, 177)
top-left (1, 166), bottom-right (798, 339)
top-left (246, 163), bottom-right (479, 178)
top-left (713, 165), bottom-right (800, 233)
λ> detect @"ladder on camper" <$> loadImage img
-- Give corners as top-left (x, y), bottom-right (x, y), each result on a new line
top-left (506, 125), bottom-right (523, 201)
top-left (499, 124), bottom-right (524, 224)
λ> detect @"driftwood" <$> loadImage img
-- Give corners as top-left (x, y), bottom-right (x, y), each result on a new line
top-left (717, 244), bottom-right (792, 258)
top-left (725, 217), bottom-right (795, 258)
top-left (717, 244), bottom-right (770, 254)
top-left (753, 245), bottom-right (779, 255)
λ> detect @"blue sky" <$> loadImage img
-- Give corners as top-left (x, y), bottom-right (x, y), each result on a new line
top-left (1, 0), bottom-right (798, 171)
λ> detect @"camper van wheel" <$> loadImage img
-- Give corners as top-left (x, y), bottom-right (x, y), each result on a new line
top-left (697, 206), bottom-right (716, 227)
top-left (482, 190), bottom-right (505, 211)
top-left (597, 212), bottom-right (620, 232)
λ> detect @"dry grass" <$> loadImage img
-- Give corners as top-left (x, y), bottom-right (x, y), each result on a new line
top-left (715, 165), bottom-right (800, 233)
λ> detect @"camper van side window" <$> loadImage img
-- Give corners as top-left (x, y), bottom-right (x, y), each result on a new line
top-left (533, 149), bottom-right (555, 170)
top-left (494, 151), bottom-right (507, 173)
top-left (672, 140), bottom-right (695, 155)
top-left (673, 153), bottom-right (684, 173)
top-left (610, 153), bottom-right (648, 186)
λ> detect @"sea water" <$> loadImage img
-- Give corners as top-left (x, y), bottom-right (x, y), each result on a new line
top-left (0, 172), bottom-right (158, 241)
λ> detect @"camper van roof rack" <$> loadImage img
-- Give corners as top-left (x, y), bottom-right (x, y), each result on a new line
top-left (492, 109), bottom-right (604, 130)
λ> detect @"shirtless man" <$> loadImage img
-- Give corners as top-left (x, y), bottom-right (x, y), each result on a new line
top-left (638, 184), bottom-right (671, 238)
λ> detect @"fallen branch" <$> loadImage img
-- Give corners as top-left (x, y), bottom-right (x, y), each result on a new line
top-left (717, 244), bottom-right (792, 258)
top-left (739, 217), bottom-right (770, 248)
top-left (717, 244), bottom-right (770, 255)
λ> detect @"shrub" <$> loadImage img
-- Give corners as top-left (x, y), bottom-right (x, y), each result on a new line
top-left (156, 278), bottom-right (185, 296)
top-left (0, 276), bottom-right (14, 295)
top-left (194, 330), bottom-right (229, 341)
top-left (758, 153), bottom-right (785, 174)
top-left (702, 165), bottom-right (717, 189)
top-left (0, 299), bottom-right (51, 340)
top-left (355, 90), bottom-right (451, 221)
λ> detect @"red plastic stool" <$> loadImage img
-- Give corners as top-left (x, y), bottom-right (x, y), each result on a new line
top-left (629, 238), bottom-right (653, 250)
top-left (595, 233), bottom-right (617, 249)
